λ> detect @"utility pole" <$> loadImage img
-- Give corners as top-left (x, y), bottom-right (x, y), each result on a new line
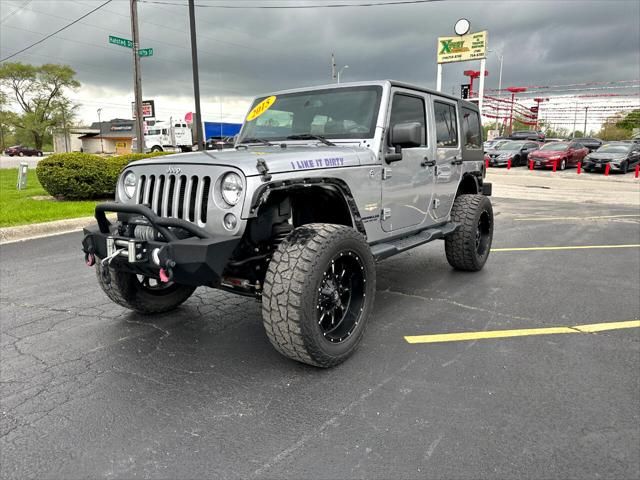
top-left (188, 0), bottom-right (204, 151)
top-left (130, 0), bottom-right (144, 153)
top-left (61, 105), bottom-right (69, 153)
top-left (572, 101), bottom-right (578, 138)
top-left (97, 108), bottom-right (104, 153)
top-left (331, 53), bottom-right (336, 81)
top-left (583, 106), bottom-right (589, 137)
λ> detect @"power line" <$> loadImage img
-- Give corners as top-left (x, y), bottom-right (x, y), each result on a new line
top-left (0, 0), bottom-right (32, 24)
top-left (0, 0), bottom-right (114, 63)
top-left (139, 0), bottom-right (443, 8)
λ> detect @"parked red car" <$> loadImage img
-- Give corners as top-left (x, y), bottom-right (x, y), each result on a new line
top-left (528, 141), bottom-right (588, 170)
top-left (3, 145), bottom-right (43, 157)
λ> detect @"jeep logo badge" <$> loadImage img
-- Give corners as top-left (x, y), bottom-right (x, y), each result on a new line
top-left (166, 167), bottom-right (181, 175)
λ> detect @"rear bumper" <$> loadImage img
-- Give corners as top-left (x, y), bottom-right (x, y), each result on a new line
top-left (81, 203), bottom-right (240, 287)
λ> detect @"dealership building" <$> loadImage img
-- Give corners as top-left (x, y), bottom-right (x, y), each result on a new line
top-left (53, 119), bottom-right (135, 155)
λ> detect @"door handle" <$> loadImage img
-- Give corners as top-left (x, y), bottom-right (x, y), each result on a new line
top-left (421, 157), bottom-right (436, 167)
top-left (450, 157), bottom-right (463, 165)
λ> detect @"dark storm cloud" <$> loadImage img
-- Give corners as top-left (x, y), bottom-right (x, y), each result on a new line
top-left (1, 0), bottom-right (638, 104)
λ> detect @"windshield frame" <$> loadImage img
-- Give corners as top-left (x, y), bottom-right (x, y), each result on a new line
top-left (237, 85), bottom-right (383, 144)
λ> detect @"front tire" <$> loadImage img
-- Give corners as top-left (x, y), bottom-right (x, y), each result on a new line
top-left (262, 224), bottom-right (376, 368)
top-left (620, 161), bottom-right (629, 174)
top-left (559, 159), bottom-right (567, 170)
top-left (150, 146), bottom-right (163, 153)
top-left (445, 194), bottom-right (494, 272)
top-left (95, 262), bottom-right (195, 314)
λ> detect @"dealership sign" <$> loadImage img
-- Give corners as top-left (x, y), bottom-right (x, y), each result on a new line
top-left (131, 100), bottom-right (155, 119)
top-left (437, 30), bottom-right (487, 64)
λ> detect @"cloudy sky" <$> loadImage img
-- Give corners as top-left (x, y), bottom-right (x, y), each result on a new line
top-left (1, 0), bottom-right (639, 131)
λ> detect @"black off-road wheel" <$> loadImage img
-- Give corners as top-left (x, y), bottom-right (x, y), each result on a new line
top-left (95, 262), bottom-right (196, 314)
top-left (445, 194), bottom-right (494, 272)
top-left (262, 223), bottom-right (376, 368)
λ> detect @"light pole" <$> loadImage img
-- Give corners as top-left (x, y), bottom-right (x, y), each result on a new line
top-left (583, 106), bottom-right (589, 137)
top-left (337, 65), bottom-right (349, 84)
top-left (489, 49), bottom-right (504, 134)
top-left (506, 87), bottom-right (526, 136)
top-left (97, 108), bottom-right (104, 154)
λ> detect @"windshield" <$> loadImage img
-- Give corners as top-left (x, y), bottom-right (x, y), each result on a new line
top-left (238, 86), bottom-right (382, 143)
top-left (540, 143), bottom-right (568, 151)
top-left (597, 144), bottom-right (630, 153)
top-left (497, 141), bottom-right (526, 150)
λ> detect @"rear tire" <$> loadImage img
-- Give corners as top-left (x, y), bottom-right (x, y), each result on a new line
top-left (95, 262), bottom-right (195, 314)
top-left (262, 223), bottom-right (376, 368)
top-left (445, 194), bottom-right (494, 272)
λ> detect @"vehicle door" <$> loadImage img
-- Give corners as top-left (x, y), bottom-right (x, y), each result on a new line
top-left (567, 142), bottom-right (579, 166)
top-left (381, 89), bottom-right (435, 232)
top-left (431, 98), bottom-right (463, 221)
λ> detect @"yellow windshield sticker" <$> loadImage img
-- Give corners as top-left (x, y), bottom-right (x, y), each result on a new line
top-left (246, 96), bottom-right (276, 121)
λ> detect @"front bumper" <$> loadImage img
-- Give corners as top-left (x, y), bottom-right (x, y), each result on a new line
top-left (583, 160), bottom-right (622, 171)
top-left (530, 158), bottom-right (561, 168)
top-left (81, 203), bottom-right (240, 287)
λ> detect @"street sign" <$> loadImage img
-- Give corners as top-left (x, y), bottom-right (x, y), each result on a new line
top-left (132, 100), bottom-right (155, 119)
top-left (108, 35), bottom-right (153, 57)
top-left (109, 35), bottom-right (133, 48)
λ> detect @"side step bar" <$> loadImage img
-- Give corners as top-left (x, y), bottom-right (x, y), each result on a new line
top-left (370, 222), bottom-right (459, 261)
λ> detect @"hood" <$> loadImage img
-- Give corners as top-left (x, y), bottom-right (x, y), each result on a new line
top-left (590, 153), bottom-right (626, 160)
top-left (128, 144), bottom-right (374, 177)
top-left (531, 149), bottom-right (566, 158)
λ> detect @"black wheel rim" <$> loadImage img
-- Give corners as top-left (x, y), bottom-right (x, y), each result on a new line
top-left (475, 211), bottom-right (491, 256)
top-left (316, 251), bottom-right (366, 343)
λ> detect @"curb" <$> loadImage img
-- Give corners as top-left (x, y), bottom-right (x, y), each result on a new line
top-left (0, 215), bottom-right (114, 245)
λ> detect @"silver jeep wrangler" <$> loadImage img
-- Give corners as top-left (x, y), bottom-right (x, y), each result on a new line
top-left (82, 80), bottom-right (493, 367)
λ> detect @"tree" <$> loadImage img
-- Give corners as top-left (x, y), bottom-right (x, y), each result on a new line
top-left (0, 62), bottom-right (80, 149)
top-left (615, 109), bottom-right (640, 132)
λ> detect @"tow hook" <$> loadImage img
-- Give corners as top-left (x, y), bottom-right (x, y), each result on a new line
top-left (159, 260), bottom-right (176, 283)
top-left (85, 252), bottom-right (96, 267)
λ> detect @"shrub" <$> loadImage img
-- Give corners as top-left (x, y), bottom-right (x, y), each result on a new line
top-left (36, 151), bottom-right (170, 200)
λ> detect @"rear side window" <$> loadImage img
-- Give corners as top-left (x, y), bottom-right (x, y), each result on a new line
top-left (434, 101), bottom-right (458, 148)
top-left (389, 93), bottom-right (426, 146)
top-left (461, 107), bottom-right (481, 150)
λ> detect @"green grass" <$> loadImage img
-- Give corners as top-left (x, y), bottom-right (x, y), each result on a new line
top-left (0, 168), bottom-right (102, 227)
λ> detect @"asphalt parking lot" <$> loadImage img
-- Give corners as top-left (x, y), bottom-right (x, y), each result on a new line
top-left (1, 173), bottom-right (639, 479)
top-left (0, 155), bottom-right (48, 169)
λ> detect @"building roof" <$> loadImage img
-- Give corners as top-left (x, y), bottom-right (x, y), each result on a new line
top-left (83, 119), bottom-right (135, 139)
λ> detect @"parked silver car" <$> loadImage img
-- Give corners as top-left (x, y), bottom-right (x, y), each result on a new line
top-left (82, 81), bottom-right (493, 367)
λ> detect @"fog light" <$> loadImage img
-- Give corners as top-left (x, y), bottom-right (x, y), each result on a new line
top-left (223, 213), bottom-right (237, 230)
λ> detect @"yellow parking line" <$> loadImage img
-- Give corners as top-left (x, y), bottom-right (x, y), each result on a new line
top-left (404, 320), bottom-right (640, 344)
top-left (514, 214), bottom-right (640, 222)
top-left (491, 244), bottom-right (640, 252)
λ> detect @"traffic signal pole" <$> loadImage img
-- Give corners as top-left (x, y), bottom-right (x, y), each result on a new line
top-left (188, 0), bottom-right (205, 151)
top-left (130, 0), bottom-right (145, 153)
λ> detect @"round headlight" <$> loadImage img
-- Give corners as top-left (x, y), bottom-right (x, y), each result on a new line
top-left (123, 171), bottom-right (136, 199)
top-left (221, 172), bottom-right (243, 206)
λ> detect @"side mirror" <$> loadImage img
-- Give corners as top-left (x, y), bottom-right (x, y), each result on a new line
top-left (391, 122), bottom-right (422, 149)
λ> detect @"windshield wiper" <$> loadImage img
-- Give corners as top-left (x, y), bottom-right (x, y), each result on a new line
top-left (238, 137), bottom-right (275, 146)
top-left (286, 134), bottom-right (336, 146)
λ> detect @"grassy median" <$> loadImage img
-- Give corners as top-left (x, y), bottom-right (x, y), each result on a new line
top-left (0, 168), bottom-right (101, 227)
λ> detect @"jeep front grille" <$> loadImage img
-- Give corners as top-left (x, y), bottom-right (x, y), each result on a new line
top-left (137, 174), bottom-right (211, 225)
